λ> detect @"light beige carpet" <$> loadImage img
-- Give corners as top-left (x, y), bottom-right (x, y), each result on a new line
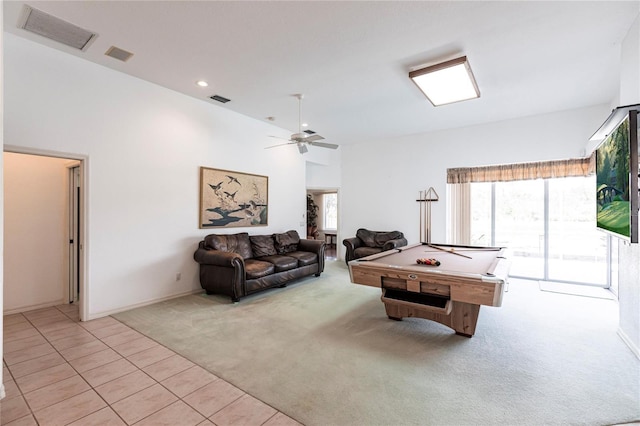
top-left (114, 261), bottom-right (640, 426)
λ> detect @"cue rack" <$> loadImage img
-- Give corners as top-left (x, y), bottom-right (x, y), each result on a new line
top-left (417, 187), bottom-right (439, 243)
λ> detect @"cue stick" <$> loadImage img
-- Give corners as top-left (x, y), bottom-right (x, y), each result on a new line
top-left (419, 190), bottom-right (423, 243)
top-left (426, 243), bottom-right (473, 259)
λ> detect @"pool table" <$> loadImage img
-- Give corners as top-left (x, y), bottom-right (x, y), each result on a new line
top-left (348, 242), bottom-right (510, 337)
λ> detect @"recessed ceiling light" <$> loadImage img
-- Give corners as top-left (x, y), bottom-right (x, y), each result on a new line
top-left (302, 123), bottom-right (309, 127)
top-left (409, 56), bottom-right (480, 106)
top-left (196, 80), bottom-right (209, 87)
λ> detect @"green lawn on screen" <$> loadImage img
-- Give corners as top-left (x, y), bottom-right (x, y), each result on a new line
top-left (597, 200), bottom-right (630, 237)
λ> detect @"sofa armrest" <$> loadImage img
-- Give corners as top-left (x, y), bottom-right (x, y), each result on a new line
top-left (298, 238), bottom-right (325, 253)
top-left (381, 237), bottom-right (408, 251)
top-left (298, 238), bottom-right (326, 274)
top-left (194, 248), bottom-right (243, 267)
top-left (194, 247), bottom-right (247, 301)
top-left (343, 237), bottom-right (362, 264)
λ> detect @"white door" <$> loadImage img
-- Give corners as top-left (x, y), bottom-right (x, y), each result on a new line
top-left (68, 165), bottom-right (81, 303)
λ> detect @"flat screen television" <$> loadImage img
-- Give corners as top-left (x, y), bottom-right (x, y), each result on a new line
top-left (593, 107), bottom-right (638, 243)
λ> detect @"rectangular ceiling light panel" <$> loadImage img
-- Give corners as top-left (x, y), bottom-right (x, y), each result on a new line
top-left (19, 6), bottom-right (97, 51)
top-left (410, 56), bottom-right (480, 106)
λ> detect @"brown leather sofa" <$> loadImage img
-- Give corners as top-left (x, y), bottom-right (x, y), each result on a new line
top-left (343, 228), bottom-right (408, 264)
top-left (194, 230), bottom-right (325, 302)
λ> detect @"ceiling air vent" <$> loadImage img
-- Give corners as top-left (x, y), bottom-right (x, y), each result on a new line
top-left (304, 130), bottom-right (316, 135)
top-left (210, 95), bottom-right (231, 104)
top-left (105, 46), bottom-right (134, 62)
top-left (19, 5), bottom-right (97, 51)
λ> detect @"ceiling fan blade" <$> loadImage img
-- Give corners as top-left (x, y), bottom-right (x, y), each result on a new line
top-left (269, 135), bottom-right (291, 141)
top-left (310, 141), bottom-right (339, 149)
top-left (298, 143), bottom-right (308, 154)
top-left (265, 142), bottom-right (296, 149)
top-left (305, 134), bottom-right (325, 142)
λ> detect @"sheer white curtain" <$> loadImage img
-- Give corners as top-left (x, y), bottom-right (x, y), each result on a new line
top-left (447, 182), bottom-right (471, 245)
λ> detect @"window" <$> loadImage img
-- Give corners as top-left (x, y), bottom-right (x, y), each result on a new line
top-left (469, 176), bottom-right (609, 286)
top-left (547, 176), bottom-right (607, 284)
top-left (449, 156), bottom-right (614, 287)
top-left (323, 193), bottom-right (337, 230)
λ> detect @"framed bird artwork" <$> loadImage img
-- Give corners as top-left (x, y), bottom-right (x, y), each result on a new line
top-left (199, 167), bottom-right (268, 228)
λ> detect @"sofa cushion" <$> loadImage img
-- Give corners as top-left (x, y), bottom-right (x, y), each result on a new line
top-left (285, 251), bottom-right (317, 267)
top-left (274, 230), bottom-right (301, 254)
top-left (356, 229), bottom-right (378, 247)
top-left (374, 231), bottom-right (403, 247)
top-left (250, 235), bottom-right (277, 257)
top-left (244, 259), bottom-right (275, 279)
top-left (205, 232), bottom-right (253, 259)
top-left (257, 255), bottom-right (298, 272)
top-left (356, 229), bottom-right (403, 248)
top-left (354, 246), bottom-right (383, 259)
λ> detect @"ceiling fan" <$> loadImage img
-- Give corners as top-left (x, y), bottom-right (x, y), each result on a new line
top-left (266, 94), bottom-right (339, 154)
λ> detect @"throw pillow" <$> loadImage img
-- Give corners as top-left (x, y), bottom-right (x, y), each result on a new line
top-left (374, 231), bottom-right (403, 247)
top-left (250, 235), bottom-right (278, 257)
top-left (204, 233), bottom-right (253, 259)
top-left (356, 228), bottom-right (378, 247)
top-left (274, 230), bottom-right (301, 254)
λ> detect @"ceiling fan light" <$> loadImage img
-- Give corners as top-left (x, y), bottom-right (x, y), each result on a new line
top-left (292, 132), bottom-right (307, 140)
top-left (409, 56), bottom-right (480, 106)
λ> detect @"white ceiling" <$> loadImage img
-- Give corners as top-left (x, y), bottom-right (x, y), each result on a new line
top-left (4, 1), bottom-right (638, 146)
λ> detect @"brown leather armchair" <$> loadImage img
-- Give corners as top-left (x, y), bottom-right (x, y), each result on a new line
top-left (343, 228), bottom-right (408, 264)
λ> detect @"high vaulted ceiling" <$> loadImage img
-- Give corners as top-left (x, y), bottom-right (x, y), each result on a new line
top-left (4, 1), bottom-right (638, 146)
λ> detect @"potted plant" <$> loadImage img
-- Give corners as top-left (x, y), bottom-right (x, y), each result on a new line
top-left (307, 194), bottom-right (319, 239)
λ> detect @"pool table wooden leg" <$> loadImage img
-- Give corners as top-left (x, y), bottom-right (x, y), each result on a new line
top-left (450, 302), bottom-right (480, 337)
top-left (382, 299), bottom-right (481, 337)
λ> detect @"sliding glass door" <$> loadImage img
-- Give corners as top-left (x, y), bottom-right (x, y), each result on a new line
top-left (495, 180), bottom-right (545, 279)
top-left (547, 177), bottom-right (607, 284)
top-left (470, 176), bottom-right (609, 287)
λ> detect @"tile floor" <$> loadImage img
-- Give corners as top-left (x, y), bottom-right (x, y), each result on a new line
top-left (1, 304), bottom-right (301, 425)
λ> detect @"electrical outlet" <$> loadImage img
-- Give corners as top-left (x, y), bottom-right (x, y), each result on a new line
top-left (176, 272), bottom-right (181, 281)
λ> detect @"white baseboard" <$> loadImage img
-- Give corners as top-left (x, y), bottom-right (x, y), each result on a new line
top-left (84, 288), bottom-right (203, 321)
top-left (617, 327), bottom-right (640, 360)
top-left (3, 298), bottom-right (68, 316)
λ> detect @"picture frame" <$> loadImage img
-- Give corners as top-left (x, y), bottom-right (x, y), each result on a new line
top-left (199, 167), bottom-right (268, 228)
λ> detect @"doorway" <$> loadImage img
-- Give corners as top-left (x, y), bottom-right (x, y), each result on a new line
top-left (307, 189), bottom-right (339, 260)
top-left (3, 148), bottom-right (86, 320)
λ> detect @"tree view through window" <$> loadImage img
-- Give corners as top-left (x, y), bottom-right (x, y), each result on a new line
top-left (323, 193), bottom-right (337, 230)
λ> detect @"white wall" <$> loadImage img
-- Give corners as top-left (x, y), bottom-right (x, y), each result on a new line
top-left (306, 148), bottom-right (341, 190)
top-left (3, 153), bottom-right (70, 313)
top-left (340, 105), bottom-right (608, 247)
top-left (4, 33), bottom-right (308, 319)
top-left (617, 10), bottom-right (640, 357)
